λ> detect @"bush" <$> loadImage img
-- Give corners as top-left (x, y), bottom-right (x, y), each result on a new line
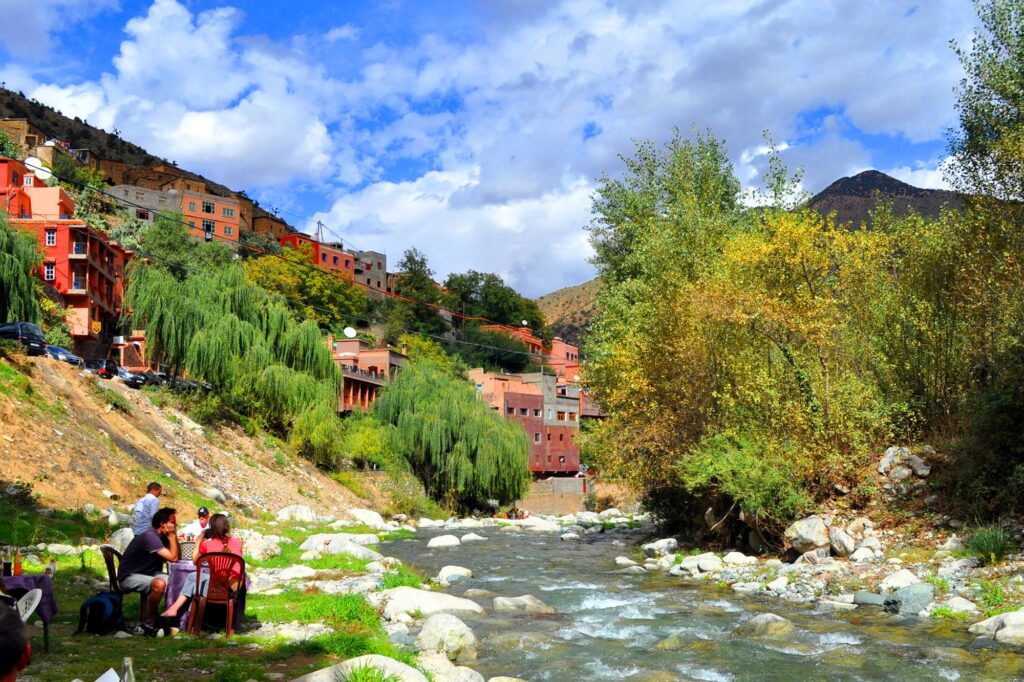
top-left (346, 666), bottom-right (400, 682)
top-left (189, 394), bottom-right (230, 425)
top-left (89, 378), bottom-right (132, 414)
top-left (0, 339), bottom-right (24, 359)
top-left (968, 526), bottom-right (1014, 566)
top-left (380, 565), bottom-right (426, 590)
top-left (332, 470), bottom-right (371, 499)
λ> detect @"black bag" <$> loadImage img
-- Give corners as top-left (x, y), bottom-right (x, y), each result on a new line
top-left (75, 591), bottom-right (126, 635)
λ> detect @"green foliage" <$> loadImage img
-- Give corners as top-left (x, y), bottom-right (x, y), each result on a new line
top-left (389, 248), bottom-right (448, 335)
top-left (378, 469), bottom-right (450, 519)
top-left (37, 287), bottom-right (73, 348)
top-left (967, 526), bottom-right (1015, 566)
top-left (373, 359), bottom-right (530, 507)
top-left (929, 606), bottom-right (972, 621)
top-left (975, 579), bottom-right (1007, 610)
top-left (0, 130), bottom-right (22, 159)
top-left (450, 325), bottom-right (533, 373)
top-left (244, 244), bottom-right (366, 331)
top-left (0, 211), bottom-right (41, 323)
top-left (380, 565), bottom-right (426, 589)
top-left (346, 665), bottom-right (401, 682)
top-left (89, 378), bottom-right (133, 414)
top-left (442, 269), bottom-right (547, 337)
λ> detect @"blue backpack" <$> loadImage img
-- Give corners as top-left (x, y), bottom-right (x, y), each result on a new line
top-left (76, 591), bottom-right (126, 635)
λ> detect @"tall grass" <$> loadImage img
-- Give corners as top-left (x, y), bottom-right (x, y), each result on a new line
top-left (968, 526), bottom-right (1014, 566)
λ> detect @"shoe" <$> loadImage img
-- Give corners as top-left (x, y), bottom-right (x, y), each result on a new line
top-left (128, 624), bottom-right (146, 636)
top-left (141, 623), bottom-right (158, 638)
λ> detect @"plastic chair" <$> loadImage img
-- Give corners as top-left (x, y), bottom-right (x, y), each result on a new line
top-left (186, 552), bottom-right (245, 637)
top-left (16, 589), bottom-right (41, 623)
top-left (98, 544), bottom-right (149, 623)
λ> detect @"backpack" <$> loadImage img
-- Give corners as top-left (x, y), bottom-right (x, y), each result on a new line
top-left (75, 591), bottom-right (126, 635)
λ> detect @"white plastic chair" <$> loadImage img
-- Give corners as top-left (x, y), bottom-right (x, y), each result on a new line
top-left (16, 588), bottom-right (42, 623)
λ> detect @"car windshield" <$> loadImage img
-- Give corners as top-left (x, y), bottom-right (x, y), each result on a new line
top-left (24, 324), bottom-right (44, 336)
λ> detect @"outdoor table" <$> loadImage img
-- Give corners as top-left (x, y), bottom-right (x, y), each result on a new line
top-left (3, 573), bottom-right (57, 651)
top-left (165, 561), bottom-right (248, 630)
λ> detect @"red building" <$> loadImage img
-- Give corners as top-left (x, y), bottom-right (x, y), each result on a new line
top-left (280, 233), bottom-right (357, 282)
top-left (1, 158), bottom-right (131, 356)
top-left (329, 337), bottom-right (409, 412)
top-left (469, 368), bottom-right (581, 476)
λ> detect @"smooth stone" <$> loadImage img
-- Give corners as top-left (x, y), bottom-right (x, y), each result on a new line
top-left (278, 565), bottom-right (317, 581)
top-left (415, 613), bottom-right (478, 662)
top-left (370, 587), bottom-right (485, 621)
top-left (560, 533), bottom-right (581, 541)
top-left (784, 516), bottom-right (829, 553)
top-left (732, 613), bottom-right (796, 640)
top-left (722, 551), bottom-right (756, 566)
top-left (879, 569), bottom-right (920, 592)
top-left (944, 596), bottom-right (980, 615)
top-left (850, 547), bottom-right (876, 563)
top-left (463, 589), bottom-right (496, 598)
top-left (277, 505), bottom-right (317, 523)
top-left (969, 607), bottom-right (1024, 644)
top-left (428, 535), bottom-right (462, 548)
top-left (348, 508), bottom-right (389, 530)
top-left (300, 533), bottom-right (380, 550)
top-left (493, 595), bottom-right (556, 614)
top-left (853, 591), bottom-right (887, 606)
top-left (884, 583), bottom-right (935, 615)
top-left (766, 576), bottom-right (788, 592)
top-left (289, 654), bottom-right (427, 682)
top-left (615, 556), bottom-right (638, 567)
top-left (438, 565), bottom-right (473, 587)
top-left (461, 533), bottom-right (487, 542)
top-left (641, 538), bottom-right (678, 557)
top-left (829, 527), bottom-right (855, 558)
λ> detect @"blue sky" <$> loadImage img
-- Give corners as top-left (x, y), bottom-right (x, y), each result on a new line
top-left (0, 0), bottom-right (976, 296)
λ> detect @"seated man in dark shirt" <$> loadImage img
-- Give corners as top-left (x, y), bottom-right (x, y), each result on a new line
top-left (117, 507), bottom-right (179, 633)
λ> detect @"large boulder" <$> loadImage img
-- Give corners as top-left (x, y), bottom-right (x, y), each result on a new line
top-left (784, 516), bottom-right (829, 553)
top-left (348, 508), bottom-right (388, 531)
top-left (878, 569), bottom-right (920, 593)
top-left (641, 538), bottom-right (678, 557)
top-left (298, 537), bottom-right (383, 561)
top-left (244, 537), bottom-right (282, 561)
top-left (968, 606), bottom-right (1024, 644)
top-left (370, 587), bottom-right (485, 621)
top-left (493, 595), bottom-right (556, 614)
top-left (428, 535), bottom-right (462, 549)
top-left (438, 565), bottom-right (473, 587)
top-left (300, 533), bottom-right (380, 550)
top-left (415, 613), bottom-right (478, 662)
top-left (732, 614), bottom-right (796, 641)
top-left (107, 527), bottom-right (135, 554)
top-left (829, 527), bottom-right (856, 558)
top-left (204, 487), bottom-right (227, 504)
top-left (289, 654), bottom-right (428, 682)
top-left (850, 547), bottom-right (876, 563)
top-left (878, 445), bottom-right (909, 475)
top-left (883, 583), bottom-right (934, 615)
top-left (722, 551), bottom-right (756, 566)
top-left (675, 552), bottom-right (720, 573)
top-left (277, 505), bottom-right (318, 523)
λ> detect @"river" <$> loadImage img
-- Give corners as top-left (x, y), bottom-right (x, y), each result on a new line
top-left (382, 528), bottom-right (1024, 681)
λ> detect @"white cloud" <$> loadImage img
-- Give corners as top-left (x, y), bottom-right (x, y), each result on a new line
top-left (0, 0), bottom-right (118, 61)
top-left (885, 159), bottom-right (955, 190)
top-left (15, 0), bottom-right (978, 295)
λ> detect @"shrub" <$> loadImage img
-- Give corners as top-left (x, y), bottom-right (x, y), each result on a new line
top-left (189, 394), bottom-right (230, 425)
top-left (380, 565), bottom-right (425, 590)
top-left (332, 470), bottom-right (370, 499)
top-left (89, 378), bottom-right (132, 414)
top-left (346, 666), bottom-right (401, 682)
top-left (968, 526), bottom-right (1014, 566)
top-left (0, 339), bottom-right (24, 359)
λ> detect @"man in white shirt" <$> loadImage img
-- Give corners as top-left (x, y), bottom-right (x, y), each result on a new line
top-left (180, 507), bottom-right (211, 539)
top-left (131, 482), bottom-right (162, 536)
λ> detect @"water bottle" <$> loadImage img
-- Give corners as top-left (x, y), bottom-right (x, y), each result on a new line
top-left (120, 657), bottom-right (135, 682)
top-left (1, 547), bottom-right (11, 577)
top-left (13, 551), bottom-right (22, 577)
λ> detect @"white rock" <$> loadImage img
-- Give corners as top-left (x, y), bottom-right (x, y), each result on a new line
top-left (107, 528), bottom-right (135, 554)
top-left (905, 454), bottom-right (931, 477)
top-left (418, 518), bottom-right (445, 528)
top-left (370, 587), bottom-right (485, 621)
top-left (244, 538), bottom-right (282, 561)
top-left (560, 533), bottom-right (581, 541)
top-left (968, 607), bottom-right (1024, 644)
top-left (46, 544), bottom-right (77, 556)
top-left (944, 596), bottom-right (980, 615)
top-left (493, 595), bottom-right (556, 614)
top-left (677, 552), bottom-right (719, 572)
top-left (348, 508), bottom-right (389, 530)
top-left (428, 535), bottom-right (462, 548)
top-left (290, 654), bottom-right (428, 682)
top-left (641, 538), bottom-right (678, 557)
top-left (697, 556), bottom-right (724, 572)
top-left (767, 576), bottom-right (788, 592)
top-left (614, 556), bottom-right (638, 567)
top-left (415, 613), bottom-right (478, 662)
top-left (731, 582), bottom-right (762, 594)
top-left (598, 508), bottom-right (623, 519)
top-left (277, 505), bottom-right (317, 523)
top-left (299, 550), bottom-right (322, 561)
top-left (829, 527), bottom-right (856, 558)
top-left (204, 487), bottom-right (227, 504)
top-left (723, 551), bottom-right (757, 566)
top-left (879, 569), bottom-right (920, 592)
top-left (850, 547), bottom-right (876, 563)
top-left (461, 533), bottom-right (487, 543)
top-left (856, 536), bottom-right (883, 552)
top-left (329, 519), bottom-right (355, 529)
top-left (575, 511), bottom-right (600, 525)
top-left (300, 533), bottom-right (380, 550)
top-left (278, 565), bottom-right (317, 581)
top-left (784, 516), bottom-right (829, 553)
top-left (438, 565), bottom-right (473, 587)
top-left (299, 538), bottom-right (383, 560)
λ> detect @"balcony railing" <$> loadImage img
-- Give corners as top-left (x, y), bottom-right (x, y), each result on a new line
top-left (70, 241), bottom-right (87, 258)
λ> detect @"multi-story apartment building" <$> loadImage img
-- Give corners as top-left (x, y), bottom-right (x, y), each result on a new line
top-left (2, 158), bottom-right (131, 356)
top-left (180, 189), bottom-right (241, 242)
top-left (110, 185), bottom-right (179, 222)
top-left (469, 368), bottom-right (582, 476)
top-left (328, 337), bottom-right (409, 412)
top-left (279, 233), bottom-right (357, 282)
top-left (352, 250), bottom-right (388, 296)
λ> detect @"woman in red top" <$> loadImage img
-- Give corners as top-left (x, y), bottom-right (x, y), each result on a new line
top-left (160, 513), bottom-right (243, 619)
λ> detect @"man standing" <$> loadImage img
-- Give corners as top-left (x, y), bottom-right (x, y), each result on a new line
top-left (118, 507), bottom-right (179, 634)
top-left (131, 482), bottom-right (162, 536)
top-left (180, 507), bottom-right (211, 539)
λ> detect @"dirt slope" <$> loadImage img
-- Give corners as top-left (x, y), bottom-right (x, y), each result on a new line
top-left (536, 277), bottom-right (600, 346)
top-left (0, 355), bottom-right (366, 516)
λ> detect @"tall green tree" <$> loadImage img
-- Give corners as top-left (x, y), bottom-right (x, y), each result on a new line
top-left (442, 270), bottom-right (545, 332)
top-left (391, 248), bottom-right (448, 335)
top-left (0, 212), bottom-right (40, 324)
top-left (373, 359), bottom-right (529, 506)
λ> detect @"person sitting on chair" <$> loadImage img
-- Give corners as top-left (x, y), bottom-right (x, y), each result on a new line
top-left (117, 507), bottom-right (179, 634)
top-left (0, 604), bottom-right (30, 681)
top-left (179, 506), bottom-right (211, 539)
top-left (160, 513), bottom-right (243, 620)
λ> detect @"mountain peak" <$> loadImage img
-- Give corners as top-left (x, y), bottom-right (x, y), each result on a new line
top-left (812, 170), bottom-right (924, 201)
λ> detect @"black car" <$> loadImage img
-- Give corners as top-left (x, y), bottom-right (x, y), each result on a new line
top-left (0, 322), bottom-right (46, 356)
top-left (46, 345), bottom-right (84, 367)
top-left (84, 359), bottom-right (117, 379)
top-left (117, 366), bottom-right (146, 389)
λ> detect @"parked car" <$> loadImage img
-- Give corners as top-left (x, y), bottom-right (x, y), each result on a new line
top-left (141, 370), bottom-right (168, 386)
top-left (0, 322), bottom-right (46, 356)
top-left (116, 366), bottom-right (146, 389)
top-left (84, 359), bottom-right (117, 379)
top-left (45, 345), bottom-right (84, 367)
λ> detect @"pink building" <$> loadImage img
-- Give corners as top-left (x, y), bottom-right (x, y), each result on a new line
top-left (328, 337), bottom-right (409, 412)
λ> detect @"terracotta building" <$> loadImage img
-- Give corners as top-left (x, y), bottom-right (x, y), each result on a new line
top-left (279, 233), bottom-right (357, 282)
top-left (479, 324), bottom-right (545, 356)
top-left (469, 368), bottom-right (582, 476)
top-left (328, 337), bottom-right (409, 412)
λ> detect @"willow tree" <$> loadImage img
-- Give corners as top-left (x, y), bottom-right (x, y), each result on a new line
top-left (374, 360), bottom-right (529, 506)
top-left (0, 213), bottom-right (41, 324)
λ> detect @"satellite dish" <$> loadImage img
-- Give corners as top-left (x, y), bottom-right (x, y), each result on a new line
top-left (25, 157), bottom-right (52, 181)
top-left (573, 374), bottom-right (581, 382)
top-left (343, 327), bottom-right (357, 339)
top-left (521, 320), bottom-right (529, 327)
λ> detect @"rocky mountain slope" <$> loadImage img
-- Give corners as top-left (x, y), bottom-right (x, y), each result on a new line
top-left (807, 169), bottom-right (964, 227)
top-left (0, 354), bottom-right (367, 516)
top-left (535, 278), bottom-right (600, 346)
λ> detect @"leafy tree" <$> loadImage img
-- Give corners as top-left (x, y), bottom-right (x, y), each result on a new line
top-left (450, 325), bottom-right (532, 373)
top-left (239, 230), bottom-right (284, 259)
top-left (0, 212), bottom-right (40, 323)
top-left (37, 288), bottom-right (72, 347)
top-left (373, 359), bottom-right (530, 506)
top-left (244, 244), bottom-right (366, 332)
top-left (391, 248), bottom-right (448, 335)
top-left (0, 130), bottom-right (22, 160)
top-left (136, 213), bottom-right (233, 274)
top-left (442, 270), bottom-right (546, 333)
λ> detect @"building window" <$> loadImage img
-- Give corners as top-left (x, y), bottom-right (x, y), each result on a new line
top-left (45, 230), bottom-right (56, 246)
top-left (202, 219), bottom-right (215, 233)
top-left (559, 455), bottom-right (566, 464)
top-left (569, 412), bottom-right (578, 422)
top-left (547, 433), bottom-right (552, 441)
top-left (12, 172), bottom-right (19, 184)
top-left (557, 411), bottom-right (566, 421)
top-left (559, 434), bottom-right (564, 441)
top-left (547, 409), bottom-right (552, 420)
top-left (506, 406), bottom-right (515, 415)
top-left (136, 209), bottom-right (149, 220)
top-left (44, 263), bottom-right (54, 280)
top-left (158, 198), bottom-right (166, 206)
top-left (519, 408), bottom-right (528, 416)
top-left (345, 259), bottom-right (350, 267)
top-left (333, 255), bottom-right (339, 264)
top-left (222, 207), bottom-right (235, 218)
top-left (224, 226), bottom-right (233, 236)
top-left (202, 201), bottom-right (215, 214)
top-left (135, 192), bottom-right (145, 201)
top-left (366, 278), bottom-right (370, 284)
top-left (188, 220), bottom-right (196, 227)
top-left (188, 201), bottom-right (197, 211)
top-left (533, 409), bottom-right (541, 417)
top-left (23, 176), bottom-right (32, 186)
top-left (321, 253), bottom-right (327, 261)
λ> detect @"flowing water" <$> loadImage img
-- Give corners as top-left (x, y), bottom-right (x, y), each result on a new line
top-left (383, 528), bottom-right (1024, 682)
